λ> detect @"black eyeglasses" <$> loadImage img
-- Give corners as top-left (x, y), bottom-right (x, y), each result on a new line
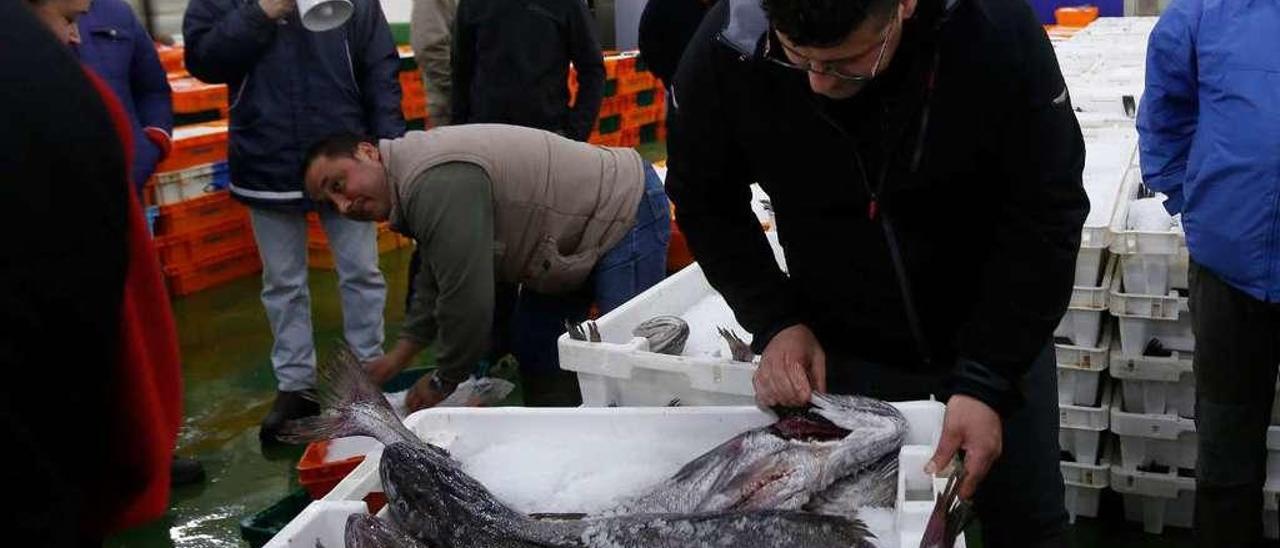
top-left (764, 11), bottom-right (899, 83)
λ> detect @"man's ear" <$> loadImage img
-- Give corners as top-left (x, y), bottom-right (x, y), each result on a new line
top-left (356, 141), bottom-right (380, 161)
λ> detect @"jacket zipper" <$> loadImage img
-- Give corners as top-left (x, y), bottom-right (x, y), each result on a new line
top-left (805, 49), bottom-right (942, 368)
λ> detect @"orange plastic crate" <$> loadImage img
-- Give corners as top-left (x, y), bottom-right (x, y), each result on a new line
top-left (1055, 5), bottom-right (1098, 27)
top-left (297, 440), bottom-right (366, 499)
top-left (620, 127), bottom-right (641, 148)
top-left (623, 105), bottom-right (663, 129)
top-left (617, 71), bottom-right (657, 96)
top-left (155, 191), bottom-right (247, 236)
top-left (164, 244), bottom-right (261, 296)
top-left (597, 95), bottom-right (628, 118)
top-left (402, 95), bottom-right (427, 121)
top-left (170, 77), bottom-right (229, 114)
top-left (157, 122), bottom-right (228, 173)
top-left (667, 204), bottom-right (693, 272)
top-left (154, 217), bottom-right (253, 268)
top-left (156, 43), bottom-right (184, 73)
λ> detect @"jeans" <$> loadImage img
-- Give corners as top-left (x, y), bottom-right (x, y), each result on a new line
top-left (826, 342), bottom-right (1069, 548)
top-left (502, 164), bottom-right (671, 405)
top-left (249, 207), bottom-right (387, 392)
top-left (1190, 260), bottom-right (1280, 547)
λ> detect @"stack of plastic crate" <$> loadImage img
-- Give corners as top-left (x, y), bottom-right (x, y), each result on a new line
top-left (570, 52), bottom-right (666, 148)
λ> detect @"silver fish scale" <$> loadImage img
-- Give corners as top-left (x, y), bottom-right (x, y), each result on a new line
top-left (602, 393), bottom-right (908, 517)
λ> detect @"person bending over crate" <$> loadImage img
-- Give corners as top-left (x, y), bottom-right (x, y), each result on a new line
top-left (302, 126), bottom-right (670, 410)
top-left (183, 0), bottom-right (406, 444)
top-left (664, 0), bottom-right (1089, 546)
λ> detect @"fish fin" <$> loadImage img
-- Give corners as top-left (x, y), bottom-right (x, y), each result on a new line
top-left (919, 464), bottom-right (975, 548)
top-left (279, 343), bottom-right (413, 445)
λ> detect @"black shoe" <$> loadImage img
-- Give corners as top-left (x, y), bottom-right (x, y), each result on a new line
top-left (171, 456), bottom-right (206, 487)
top-left (259, 390), bottom-right (320, 445)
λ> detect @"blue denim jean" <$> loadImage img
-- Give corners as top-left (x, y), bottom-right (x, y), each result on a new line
top-left (503, 164), bottom-right (671, 404)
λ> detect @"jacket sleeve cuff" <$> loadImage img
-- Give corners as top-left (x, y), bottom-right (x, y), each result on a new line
top-left (748, 317), bottom-right (804, 355)
top-left (943, 357), bottom-right (1022, 417)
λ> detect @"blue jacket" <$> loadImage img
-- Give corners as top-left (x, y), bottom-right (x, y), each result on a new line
top-left (1138, 0), bottom-right (1280, 302)
top-left (183, 0), bottom-right (405, 209)
top-left (76, 0), bottom-right (174, 192)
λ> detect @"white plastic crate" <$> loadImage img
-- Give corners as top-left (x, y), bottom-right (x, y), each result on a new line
top-left (1060, 383), bottom-right (1112, 465)
top-left (289, 403), bottom-right (959, 548)
top-left (1110, 273), bottom-right (1195, 357)
top-left (1111, 465), bottom-right (1195, 534)
top-left (1111, 392), bottom-right (1197, 471)
top-left (1109, 348), bottom-right (1195, 418)
top-left (1075, 247), bottom-right (1107, 287)
top-left (1057, 328), bottom-right (1112, 407)
top-left (1055, 306), bottom-right (1106, 349)
top-left (152, 162), bottom-right (229, 206)
top-left (1075, 126), bottom-right (1137, 269)
top-left (1070, 255), bottom-right (1116, 309)
top-left (1062, 457), bottom-right (1109, 523)
top-left (1108, 168), bottom-right (1188, 296)
top-left (558, 263), bottom-right (760, 407)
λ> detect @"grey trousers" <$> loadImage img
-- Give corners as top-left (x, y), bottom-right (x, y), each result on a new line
top-left (1190, 260), bottom-right (1280, 547)
top-left (826, 342), bottom-right (1069, 548)
top-left (249, 207), bottom-right (387, 392)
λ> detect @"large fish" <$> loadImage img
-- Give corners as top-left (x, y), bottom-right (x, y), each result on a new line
top-left (283, 346), bottom-right (883, 547)
top-left (603, 393), bottom-right (908, 516)
top-left (380, 440), bottom-right (875, 548)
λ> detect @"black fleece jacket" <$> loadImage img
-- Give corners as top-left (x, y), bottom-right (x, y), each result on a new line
top-left (665, 0), bottom-right (1088, 416)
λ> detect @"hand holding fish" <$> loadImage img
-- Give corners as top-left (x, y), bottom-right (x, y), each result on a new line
top-left (924, 394), bottom-right (1003, 500)
top-left (405, 374), bottom-right (451, 412)
top-left (364, 339), bottom-right (423, 386)
top-left (753, 324), bottom-right (827, 407)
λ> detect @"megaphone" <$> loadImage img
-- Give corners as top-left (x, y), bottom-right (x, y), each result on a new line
top-left (299, 0), bottom-right (353, 32)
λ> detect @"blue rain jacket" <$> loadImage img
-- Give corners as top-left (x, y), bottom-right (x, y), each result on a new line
top-left (1138, 0), bottom-right (1280, 301)
top-left (76, 0), bottom-right (174, 192)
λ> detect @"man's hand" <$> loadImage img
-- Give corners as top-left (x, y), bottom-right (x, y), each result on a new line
top-left (925, 394), bottom-right (1003, 500)
top-left (364, 354), bottom-right (406, 386)
top-left (405, 374), bottom-right (450, 412)
top-left (753, 324), bottom-right (826, 407)
top-left (258, 0), bottom-right (296, 20)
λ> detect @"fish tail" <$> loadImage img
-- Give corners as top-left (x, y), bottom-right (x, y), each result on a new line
top-left (279, 343), bottom-right (416, 446)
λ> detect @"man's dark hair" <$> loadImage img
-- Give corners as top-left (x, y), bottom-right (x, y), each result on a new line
top-left (302, 132), bottom-right (373, 174)
top-left (762, 0), bottom-right (897, 47)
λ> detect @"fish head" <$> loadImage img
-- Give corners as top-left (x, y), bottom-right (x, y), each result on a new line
top-left (380, 441), bottom-right (525, 543)
top-left (343, 513), bottom-right (426, 548)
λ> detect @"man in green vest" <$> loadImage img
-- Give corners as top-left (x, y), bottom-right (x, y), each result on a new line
top-left (303, 125), bottom-right (670, 410)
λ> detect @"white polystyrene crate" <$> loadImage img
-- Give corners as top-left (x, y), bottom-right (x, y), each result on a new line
top-left (1111, 465), bottom-right (1196, 534)
top-left (1111, 390), bottom-right (1197, 471)
top-left (1074, 246), bottom-right (1107, 287)
top-left (152, 162), bottom-right (224, 206)
top-left (263, 501), bottom-right (367, 548)
top-left (1056, 325), bottom-right (1112, 371)
top-left (1055, 306), bottom-right (1106, 348)
top-left (1078, 126), bottom-right (1136, 252)
top-left (298, 403), bottom-right (958, 548)
top-left (1120, 251), bottom-right (1189, 296)
top-left (1070, 255), bottom-right (1116, 309)
top-left (1060, 384), bottom-right (1112, 465)
top-left (1109, 348), bottom-right (1195, 418)
top-left (1062, 457), bottom-right (1109, 523)
top-left (1114, 306), bottom-right (1195, 358)
top-left (558, 263), bottom-right (761, 407)
top-left (1057, 328), bottom-right (1112, 407)
top-left (1109, 168), bottom-right (1187, 260)
top-left (1111, 259), bottom-right (1188, 320)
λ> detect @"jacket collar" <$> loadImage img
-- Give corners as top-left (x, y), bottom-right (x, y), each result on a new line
top-left (718, 0), bottom-right (961, 57)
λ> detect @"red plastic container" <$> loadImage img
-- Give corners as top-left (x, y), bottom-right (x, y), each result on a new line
top-left (297, 440), bottom-right (366, 499)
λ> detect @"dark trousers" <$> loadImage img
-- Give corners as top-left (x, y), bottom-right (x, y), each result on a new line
top-left (827, 342), bottom-right (1069, 548)
top-left (1190, 261), bottom-right (1280, 547)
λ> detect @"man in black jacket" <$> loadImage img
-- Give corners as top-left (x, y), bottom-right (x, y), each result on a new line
top-left (451, 0), bottom-right (605, 141)
top-left (665, 0), bottom-right (1087, 545)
